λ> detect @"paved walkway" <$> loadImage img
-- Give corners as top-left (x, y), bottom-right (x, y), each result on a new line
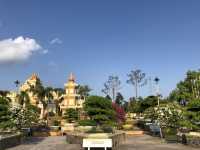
top-left (7, 136), bottom-right (80, 150)
top-left (7, 134), bottom-right (199, 150)
top-left (119, 135), bottom-right (199, 150)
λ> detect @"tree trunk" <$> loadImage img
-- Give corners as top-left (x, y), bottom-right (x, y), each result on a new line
top-left (135, 81), bottom-right (138, 99)
top-left (112, 87), bottom-right (115, 101)
top-left (160, 127), bottom-right (163, 138)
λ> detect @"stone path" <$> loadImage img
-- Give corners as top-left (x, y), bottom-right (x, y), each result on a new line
top-left (7, 136), bottom-right (80, 150)
top-left (7, 134), bottom-right (199, 150)
top-left (119, 135), bottom-right (199, 150)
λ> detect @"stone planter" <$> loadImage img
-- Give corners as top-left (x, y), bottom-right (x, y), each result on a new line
top-left (61, 123), bottom-right (75, 134)
top-left (50, 126), bottom-right (60, 131)
top-left (75, 126), bottom-right (93, 132)
top-left (66, 131), bottom-right (126, 150)
top-left (0, 133), bottom-right (22, 150)
top-left (49, 131), bottom-right (62, 136)
top-left (186, 132), bottom-right (200, 147)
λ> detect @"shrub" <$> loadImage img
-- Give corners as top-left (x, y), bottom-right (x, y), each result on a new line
top-left (53, 120), bottom-right (60, 126)
top-left (101, 125), bottom-right (113, 133)
top-left (78, 120), bottom-right (96, 126)
top-left (63, 108), bottom-right (78, 123)
top-left (0, 97), bottom-right (13, 129)
top-left (84, 96), bottom-right (115, 126)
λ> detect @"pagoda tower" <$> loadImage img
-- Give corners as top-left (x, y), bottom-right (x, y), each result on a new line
top-left (60, 73), bottom-right (84, 113)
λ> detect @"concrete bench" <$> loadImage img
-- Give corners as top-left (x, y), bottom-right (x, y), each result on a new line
top-left (83, 138), bottom-right (112, 150)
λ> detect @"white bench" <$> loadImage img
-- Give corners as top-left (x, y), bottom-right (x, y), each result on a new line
top-left (83, 138), bottom-right (112, 150)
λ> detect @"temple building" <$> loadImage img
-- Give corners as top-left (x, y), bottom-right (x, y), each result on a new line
top-left (7, 73), bottom-right (85, 120)
top-left (20, 73), bottom-right (40, 106)
top-left (60, 73), bottom-right (84, 114)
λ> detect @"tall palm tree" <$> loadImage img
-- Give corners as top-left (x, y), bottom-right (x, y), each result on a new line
top-left (14, 80), bottom-right (20, 88)
top-left (17, 91), bottom-right (30, 107)
top-left (53, 88), bottom-right (65, 116)
top-left (28, 79), bottom-right (53, 119)
top-left (77, 85), bottom-right (91, 99)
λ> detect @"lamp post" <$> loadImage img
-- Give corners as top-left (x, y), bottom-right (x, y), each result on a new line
top-left (154, 77), bottom-right (160, 107)
top-left (154, 77), bottom-right (163, 138)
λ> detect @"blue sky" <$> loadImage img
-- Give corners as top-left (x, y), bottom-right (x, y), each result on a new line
top-left (0, 0), bottom-right (200, 99)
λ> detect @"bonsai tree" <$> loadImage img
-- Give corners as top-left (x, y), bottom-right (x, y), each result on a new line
top-left (63, 108), bottom-right (78, 123)
top-left (180, 99), bottom-right (200, 131)
top-left (84, 96), bottom-right (115, 126)
top-left (144, 103), bottom-right (183, 138)
top-left (11, 104), bottom-right (40, 130)
top-left (0, 97), bottom-right (13, 130)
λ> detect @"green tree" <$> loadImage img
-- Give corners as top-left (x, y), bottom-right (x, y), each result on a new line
top-left (180, 99), bottom-right (200, 130)
top-left (84, 96), bottom-right (115, 126)
top-left (168, 70), bottom-right (200, 131)
top-left (0, 97), bottom-right (13, 129)
top-left (0, 90), bottom-right (10, 97)
top-left (63, 108), bottom-right (78, 123)
top-left (17, 91), bottom-right (30, 107)
top-left (115, 92), bottom-right (124, 106)
top-left (128, 98), bottom-right (142, 113)
top-left (29, 79), bottom-right (53, 119)
top-left (77, 85), bottom-right (91, 98)
top-left (169, 70), bottom-right (200, 102)
top-left (105, 95), bottom-right (112, 100)
top-left (102, 76), bottom-right (121, 101)
top-left (14, 80), bottom-right (20, 88)
top-left (53, 88), bottom-right (65, 115)
top-left (127, 69), bottom-right (147, 99)
top-left (11, 104), bottom-right (40, 130)
top-left (140, 96), bottom-right (158, 111)
top-left (144, 103), bottom-right (183, 138)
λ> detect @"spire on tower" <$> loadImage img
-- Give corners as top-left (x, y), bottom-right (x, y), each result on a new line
top-left (30, 73), bottom-right (39, 80)
top-left (68, 73), bottom-right (75, 81)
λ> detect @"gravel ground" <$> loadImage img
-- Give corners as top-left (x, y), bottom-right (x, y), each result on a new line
top-left (7, 134), bottom-right (199, 150)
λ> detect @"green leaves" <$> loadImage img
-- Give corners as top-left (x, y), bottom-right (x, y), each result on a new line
top-left (63, 108), bottom-right (78, 123)
top-left (84, 96), bottom-right (115, 125)
top-left (144, 103), bottom-right (183, 128)
top-left (127, 69), bottom-right (147, 98)
top-left (77, 85), bottom-right (91, 98)
top-left (169, 70), bottom-right (200, 102)
top-left (0, 97), bottom-right (13, 129)
top-left (102, 76), bottom-right (121, 100)
top-left (11, 104), bottom-right (39, 130)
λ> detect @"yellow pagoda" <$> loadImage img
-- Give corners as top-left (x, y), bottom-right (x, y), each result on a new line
top-left (20, 73), bottom-right (40, 105)
top-left (60, 73), bottom-right (84, 114)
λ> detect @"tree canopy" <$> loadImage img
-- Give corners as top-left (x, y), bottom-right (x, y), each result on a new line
top-left (0, 97), bottom-right (13, 129)
top-left (84, 96), bottom-right (115, 126)
top-left (63, 108), bottom-right (78, 123)
top-left (77, 85), bottom-right (91, 98)
top-left (127, 69), bottom-right (147, 99)
top-left (102, 76), bottom-right (121, 101)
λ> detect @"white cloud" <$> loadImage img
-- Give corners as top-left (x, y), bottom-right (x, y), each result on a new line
top-left (50, 38), bottom-right (62, 45)
top-left (0, 36), bottom-right (43, 63)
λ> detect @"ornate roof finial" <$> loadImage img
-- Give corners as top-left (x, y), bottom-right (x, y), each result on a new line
top-left (30, 73), bottom-right (38, 80)
top-left (68, 73), bottom-right (75, 81)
